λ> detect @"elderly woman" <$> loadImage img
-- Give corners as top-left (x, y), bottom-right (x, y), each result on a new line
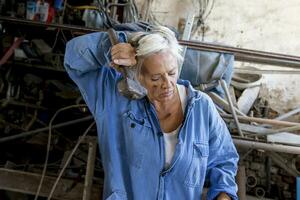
top-left (64, 26), bottom-right (239, 200)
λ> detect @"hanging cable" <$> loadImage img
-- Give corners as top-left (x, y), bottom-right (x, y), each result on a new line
top-left (192, 0), bottom-right (215, 40)
top-left (34, 104), bottom-right (87, 200)
top-left (47, 121), bottom-right (96, 200)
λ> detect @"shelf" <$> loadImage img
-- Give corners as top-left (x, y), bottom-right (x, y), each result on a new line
top-left (0, 16), bottom-right (104, 33)
top-left (6, 60), bottom-right (65, 72)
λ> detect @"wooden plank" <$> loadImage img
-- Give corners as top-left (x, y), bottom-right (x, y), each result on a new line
top-left (0, 168), bottom-right (101, 200)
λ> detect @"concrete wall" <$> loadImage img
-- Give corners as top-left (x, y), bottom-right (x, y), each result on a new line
top-left (141, 0), bottom-right (300, 113)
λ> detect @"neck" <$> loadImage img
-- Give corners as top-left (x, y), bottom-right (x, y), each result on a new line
top-left (151, 89), bottom-right (181, 120)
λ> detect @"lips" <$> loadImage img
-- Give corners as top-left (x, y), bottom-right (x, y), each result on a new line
top-left (160, 90), bottom-right (174, 98)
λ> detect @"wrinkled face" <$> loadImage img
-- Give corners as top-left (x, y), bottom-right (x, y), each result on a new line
top-left (139, 51), bottom-right (179, 103)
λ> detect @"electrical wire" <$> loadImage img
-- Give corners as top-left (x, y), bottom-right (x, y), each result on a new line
top-left (61, 0), bottom-right (68, 22)
top-left (51, 29), bottom-right (60, 50)
top-left (192, 0), bottom-right (215, 40)
top-left (47, 121), bottom-right (95, 200)
top-left (34, 104), bottom-right (87, 200)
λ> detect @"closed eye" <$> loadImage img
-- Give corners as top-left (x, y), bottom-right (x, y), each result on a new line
top-left (151, 75), bottom-right (161, 81)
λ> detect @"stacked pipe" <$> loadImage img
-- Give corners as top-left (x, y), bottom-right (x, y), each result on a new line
top-left (241, 150), bottom-right (297, 199)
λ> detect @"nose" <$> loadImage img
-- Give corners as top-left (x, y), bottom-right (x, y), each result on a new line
top-left (161, 74), bottom-right (172, 89)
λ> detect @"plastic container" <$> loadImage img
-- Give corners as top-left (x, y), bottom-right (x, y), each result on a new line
top-left (35, 1), bottom-right (49, 22)
top-left (26, 1), bottom-right (36, 20)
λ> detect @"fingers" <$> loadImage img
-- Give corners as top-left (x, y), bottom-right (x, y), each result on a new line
top-left (114, 58), bottom-right (136, 66)
top-left (111, 43), bottom-right (137, 67)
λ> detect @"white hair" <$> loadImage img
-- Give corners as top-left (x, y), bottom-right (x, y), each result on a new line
top-left (129, 26), bottom-right (183, 75)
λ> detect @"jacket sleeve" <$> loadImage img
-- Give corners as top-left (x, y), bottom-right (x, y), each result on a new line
top-left (64, 32), bottom-right (125, 116)
top-left (206, 98), bottom-right (239, 200)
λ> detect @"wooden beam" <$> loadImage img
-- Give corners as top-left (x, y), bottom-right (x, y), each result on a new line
top-left (0, 168), bottom-right (101, 200)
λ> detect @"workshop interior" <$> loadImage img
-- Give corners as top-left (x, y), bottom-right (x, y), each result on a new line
top-left (0, 0), bottom-right (300, 199)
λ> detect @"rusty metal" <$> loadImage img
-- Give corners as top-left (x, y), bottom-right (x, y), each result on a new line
top-left (220, 79), bottom-right (243, 136)
top-left (0, 16), bottom-right (104, 32)
top-left (179, 40), bottom-right (300, 68)
top-left (221, 113), bottom-right (300, 127)
top-left (0, 168), bottom-right (101, 200)
top-left (246, 175), bottom-right (257, 188)
top-left (1, 16), bottom-right (300, 68)
top-left (233, 138), bottom-right (300, 155)
top-left (47, 122), bottom-right (96, 200)
top-left (267, 151), bottom-right (300, 177)
top-left (237, 165), bottom-right (247, 200)
top-left (208, 92), bottom-right (246, 116)
top-left (82, 136), bottom-right (97, 200)
top-left (254, 187), bottom-right (265, 198)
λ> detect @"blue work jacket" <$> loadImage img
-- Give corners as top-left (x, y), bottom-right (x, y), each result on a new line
top-left (64, 32), bottom-right (239, 200)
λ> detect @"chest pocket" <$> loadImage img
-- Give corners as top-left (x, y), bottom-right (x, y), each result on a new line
top-left (184, 143), bottom-right (209, 188)
top-left (122, 111), bottom-right (151, 169)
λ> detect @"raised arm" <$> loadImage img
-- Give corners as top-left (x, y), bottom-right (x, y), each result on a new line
top-left (64, 32), bottom-right (136, 115)
top-left (206, 98), bottom-right (239, 200)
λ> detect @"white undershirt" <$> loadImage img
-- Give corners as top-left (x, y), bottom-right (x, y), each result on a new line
top-left (163, 84), bottom-right (188, 168)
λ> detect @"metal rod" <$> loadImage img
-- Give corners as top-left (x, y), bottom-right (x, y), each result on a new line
top-left (208, 92), bottom-right (246, 116)
top-left (220, 80), bottom-right (243, 136)
top-left (83, 137), bottom-right (97, 200)
top-left (275, 107), bottom-right (300, 121)
top-left (0, 116), bottom-right (93, 143)
top-left (248, 125), bottom-right (300, 137)
top-left (0, 16), bottom-right (104, 32)
top-left (179, 40), bottom-right (300, 63)
top-left (221, 113), bottom-right (300, 127)
top-left (234, 68), bottom-right (300, 75)
top-left (230, 123), bottom-right (300, 137)
top-left (237, 165), bottom-right (247, 200)
top-left (1, 16), bottom-right (300, 68)
top-left (267, 151), bottom-right (300, 177)
top-left (233, 138), bottom-right (300, 154)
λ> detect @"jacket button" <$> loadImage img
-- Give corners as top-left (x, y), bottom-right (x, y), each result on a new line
top-left (130, 123), bottom-right (136, 128)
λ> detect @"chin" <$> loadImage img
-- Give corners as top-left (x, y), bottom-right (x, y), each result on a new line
top-left (158, 90), bottom-right (175, 101)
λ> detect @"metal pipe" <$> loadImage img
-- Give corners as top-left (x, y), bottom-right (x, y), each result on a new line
top-left (248, 125), bottom-right (300, 137)
top-left (0, 16), bottom-right (104, 32)
top-left (230, 123), bottom-right (300, 137)
top-left (0, 116), bottom-right (94, 143)
top-left (1, 16), bottom-right (300, 68)
top-left (275, 107), bottom-right (300, 121)
top-left (179, 40), bottom-right (300, 68)
top-left (208, 92), bottom-right (246, 116)
top-left (83, 137), bottom-right (97, 200)
top-left (233, 138), bottom-right (300, 154)
top-left (220, 80), bottom-right (243, 136)
top-left (234, 68), bottom-right (300, 75)
top-left (180, 40), bottom-right (300, 62)
top-left (267, 151), bottom-right (300, 177)
top-left (221, 113), bottom-right (300, 127)
top-left (246, 175), bottom-right (257, 188)
top-left (237, 165), bottom-right (247, 200)
top-left (254, 187), bottom-right (265, 198)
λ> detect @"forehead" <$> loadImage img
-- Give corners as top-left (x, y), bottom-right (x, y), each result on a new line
top-left (142, 51), bottom-right (178, 74)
